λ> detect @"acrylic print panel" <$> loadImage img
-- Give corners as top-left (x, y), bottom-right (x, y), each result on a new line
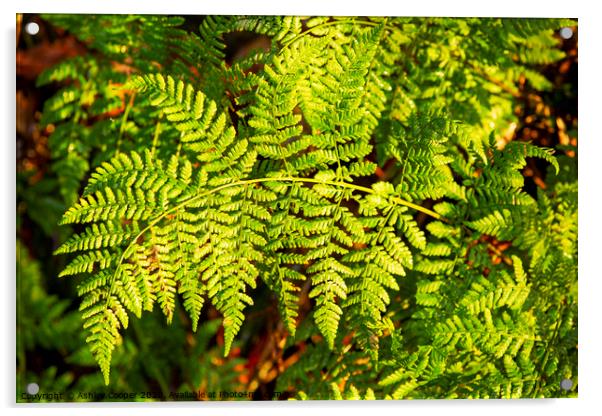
top-left (16, 14), bottom-right (577, 402)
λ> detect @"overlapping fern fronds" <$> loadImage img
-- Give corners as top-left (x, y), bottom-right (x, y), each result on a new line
top-left (56, 70), bottom-right (440, 382)
top-left (47, 15), bottom-right (577, 398)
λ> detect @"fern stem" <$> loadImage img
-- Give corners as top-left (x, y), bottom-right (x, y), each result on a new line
top-left (182, 177), bottom-right (445, 222)
top-left (533, 304), bottom-right (566, 396)
top-left (150, 111), bottom-right (163, 157)
top-left (280, 18), bottom-right (394, 51)
top-left (110, 176), bottom-right (446, 294)
top-left (115, 93), bottom-right (136, 156)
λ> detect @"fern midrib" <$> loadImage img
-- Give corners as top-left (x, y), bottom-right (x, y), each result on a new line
top-left (107, 176), bottom-right (447, 308)
top-left (279, 18), bottom-right (396, 51)
top-left (114, 93), bottom-right (136, 156)
top-left (356, 207), bottom-right (395, 317)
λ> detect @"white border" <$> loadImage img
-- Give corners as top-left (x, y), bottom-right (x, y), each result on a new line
top-left (11, 0), bottom-right (583, 18)
top-left (5, 1), bottom-right (601, 416)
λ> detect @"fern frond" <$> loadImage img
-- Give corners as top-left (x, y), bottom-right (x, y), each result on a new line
top-left (46, 16), bottom-right (576, 397)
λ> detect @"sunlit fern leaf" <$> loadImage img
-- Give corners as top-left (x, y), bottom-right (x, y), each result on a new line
top-left (47, 16), bottom-right (576, 396)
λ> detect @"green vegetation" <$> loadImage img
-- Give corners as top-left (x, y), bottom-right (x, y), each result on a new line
top-left (17, 15), bottom-right (577, 400)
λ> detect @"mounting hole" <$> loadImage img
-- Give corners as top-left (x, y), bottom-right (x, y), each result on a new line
top-left (26, 382), bottom-right (39, 395)
top-left (25, 22), bottom-right (40, 36)
top-left (559, 27), bottom-right (573, 40)
top-left (560, 378), bottom-right (573, 391)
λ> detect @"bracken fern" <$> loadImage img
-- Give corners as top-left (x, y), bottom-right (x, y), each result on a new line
top-left (44, 15), bottom-right (577, 398)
